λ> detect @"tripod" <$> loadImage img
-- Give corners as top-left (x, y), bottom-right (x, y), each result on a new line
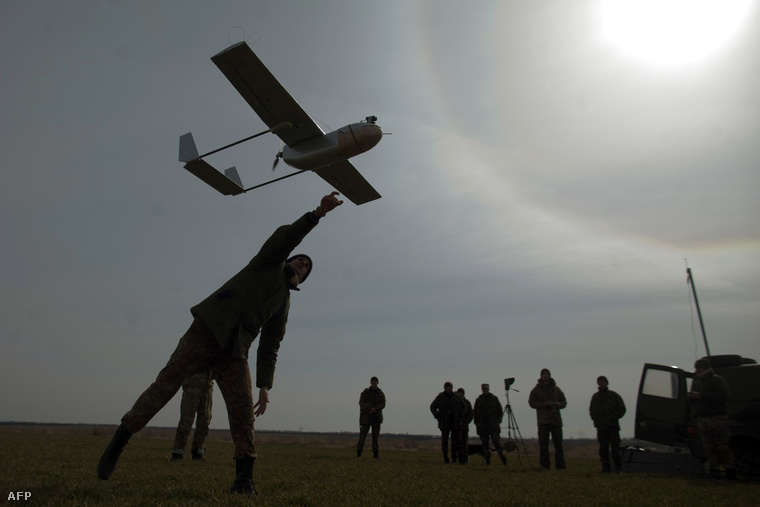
top-left (502, 380), bottom-right (533, 469)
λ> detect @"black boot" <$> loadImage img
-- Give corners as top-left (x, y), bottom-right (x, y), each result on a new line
top-left (191, 450), bottom-right (204, 461)
top-left (357, 449), bottom-right (362, 458)
top-left (230, 457), bottom-right (257, 495)
top-left (373, 450), bottom-right (379, 459)
top-left (601, 461), bottom-right (611, 473)
top-left (97, 425), bottom-right (132, 480)
top-left (498, 452), bottom-right (508, 466)
top-left (443, 451), bottom-right (450, 463)
top-left (171, 452), bottom-right (183, 461)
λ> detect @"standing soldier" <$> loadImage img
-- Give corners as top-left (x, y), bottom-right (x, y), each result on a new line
top-left (430, 382), bottom-right (467, 463)
top-left (452, 388), bottom-right (474, 464)
top-left (474, 384), bottom-right (507, 465)
top-left (688, 357), bottom-right (738, 479)
top-left (589, 375), bottom-right (626, 473)
top-left (529, 368), bottom-right (567, 470)
top-left (356, 376), bottom-right (386, 459)
top-left (172, 366), bottom-right (216, 460)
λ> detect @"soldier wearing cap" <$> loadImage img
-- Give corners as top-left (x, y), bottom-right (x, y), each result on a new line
top-left (474, 383), bottom-right (507, 465)
top-left (688, 357), bottom-right (738, 479)
top-left (589, 375), bottom-right (626, 473)
top-left (97, 192), bottom-right (344, 495)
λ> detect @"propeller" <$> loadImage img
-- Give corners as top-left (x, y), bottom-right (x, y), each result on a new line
top-left (272, 140), bottom-right (285, 171)
top-left (272, 150), bottom-right (283, 171)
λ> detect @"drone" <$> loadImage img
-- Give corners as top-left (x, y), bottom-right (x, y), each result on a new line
top-left (179, 42), bottom-right (384, 205)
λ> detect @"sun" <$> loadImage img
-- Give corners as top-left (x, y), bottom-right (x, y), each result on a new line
top-left (599, 0), bottom-right (754, 65)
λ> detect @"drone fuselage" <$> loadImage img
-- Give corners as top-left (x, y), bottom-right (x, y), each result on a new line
top-left (283, 122), bottom-right (383, 171)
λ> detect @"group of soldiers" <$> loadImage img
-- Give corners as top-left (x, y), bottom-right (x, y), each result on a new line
top-left (424, 369), bottom-right (626, 472)
top-left (430, 382), bottom-right (508, 465)
top-left (169, 361), bottom-right (738, 481)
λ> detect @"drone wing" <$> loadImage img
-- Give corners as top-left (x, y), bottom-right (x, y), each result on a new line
top-left (315, 160), bottom-right (381, 205)
top-left (211, 42), bottom-right (323, 146)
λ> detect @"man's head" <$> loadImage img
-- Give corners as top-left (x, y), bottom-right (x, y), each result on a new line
top-left (694, 357), bottom-right (711, 374)
top-left (540, 368), bottom-right (551, 382)
top-left (370, 376), bottom-right (379, 388)
top-left (481, 383), bottom-right (490, 394)
top-left (443, 381), bottom-right (453, 393)
top-left (456, 387), bottom-right (465, 396)
top-left (597, 375), bottom-right (608, 389)
top-left (287, 254), bottom-right (313, 283)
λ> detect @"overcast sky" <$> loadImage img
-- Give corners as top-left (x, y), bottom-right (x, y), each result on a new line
top-left (2, 1), bottom-right (758, 441)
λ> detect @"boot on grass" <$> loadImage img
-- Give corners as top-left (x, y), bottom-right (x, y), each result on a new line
top-left (97, 425), bottom-right (132, 480)
top-left (230, 457), bottom-right (257, 495)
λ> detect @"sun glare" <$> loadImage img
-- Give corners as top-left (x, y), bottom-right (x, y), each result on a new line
top-left (600, 0), bottom-right (753, 65)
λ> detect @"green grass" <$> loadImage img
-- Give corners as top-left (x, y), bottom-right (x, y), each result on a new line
top-left (1, 430), bottom-right (757, 506)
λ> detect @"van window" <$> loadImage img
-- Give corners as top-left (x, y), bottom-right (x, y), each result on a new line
top-left (642, 368), bottom-right (679, 399)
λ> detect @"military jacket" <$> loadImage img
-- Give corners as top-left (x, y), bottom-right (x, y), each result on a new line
top-left (430, 391), bottom-right (468, 431)
top-left (474, 392), bottom-right (503, 430)
top-left (589, 388), bottom-right (626, 429)
top-left (529, 378), bottom-right (567, 426)
top-left (690, 368), bottom-right (730, 417)
top-left (191, 212), bottom-right (319, 388)
top-left (359, 387), bottom-right (386, 425)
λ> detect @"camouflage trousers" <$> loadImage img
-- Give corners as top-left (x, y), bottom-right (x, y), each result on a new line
top-left (698, 414), bottom-right (735, 467)
top-left (172, 385), bottom-right (213, 454)
top-left (121, 318), bottom-right (256, 459)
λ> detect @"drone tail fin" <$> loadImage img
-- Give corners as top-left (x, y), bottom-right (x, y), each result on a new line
top-left (179, 132), bottom-right (245, 196)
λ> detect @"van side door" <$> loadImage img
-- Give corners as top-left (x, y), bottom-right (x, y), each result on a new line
top-left (634, 363), bottom-right (691, 446)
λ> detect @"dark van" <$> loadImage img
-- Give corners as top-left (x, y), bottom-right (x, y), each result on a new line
top-left (634, 354), bottom-right (760, 476)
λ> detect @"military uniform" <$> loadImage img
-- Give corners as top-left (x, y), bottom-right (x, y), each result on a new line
top-left (452, 391), bottom-right (473, 464)
top-left (430, 389), bottom-right (468, 463)
top-left (529, 374), bottom-right (567, 469)
top-left (172, 367), bottom-right (216, 459)
top-left (357, 384), bottom-right (386, 457)
top-left (119, 211), bottom-right (321, 460)
top-left (690, 361), bottom-right (736, 476)
top-left (474, 391), bottom-right (506, 465)
top-left (589, 382), bottom-right (626, 472)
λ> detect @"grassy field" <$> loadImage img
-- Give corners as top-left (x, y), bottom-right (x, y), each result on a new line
top-left (1, 428), bottom-right (757, 506)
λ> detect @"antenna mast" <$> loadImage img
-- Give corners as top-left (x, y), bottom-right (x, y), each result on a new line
top-left (686, 266), bottom-right (711, 357)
